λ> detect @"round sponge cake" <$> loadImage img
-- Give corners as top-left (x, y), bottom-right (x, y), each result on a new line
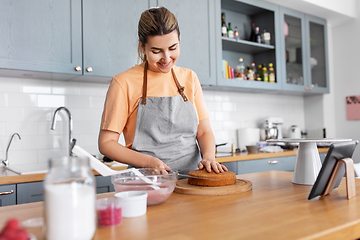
top-left (188, 169), bottom-right (236, 187)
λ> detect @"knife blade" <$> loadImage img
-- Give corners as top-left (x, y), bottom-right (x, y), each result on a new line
top-left (178, 173), bottom-right (218, 181)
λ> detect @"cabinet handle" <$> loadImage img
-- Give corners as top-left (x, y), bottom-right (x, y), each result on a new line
top-left (305, 87), bottom-right (309, 91)
top-left (75, 66), bottom-right (81, 71)
top-left (0, 190), bottom-right (14, 196)
top-left (268, 160), bottom-right (278, 164)
top-left (86, 67), bottom-right (93, 72)
top-left (309, 87), bottom-right (313, 91)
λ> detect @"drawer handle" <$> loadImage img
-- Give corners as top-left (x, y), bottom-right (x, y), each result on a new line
top-left (268, 160), bottom-right (278, 164)
top-left (0, 190), bottom-right (14, 196)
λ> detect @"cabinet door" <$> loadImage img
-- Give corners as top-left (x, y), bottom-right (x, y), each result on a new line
top-left (0, 184), bottom-right (16, 207)
top-left (237, 156), bottom-right (296, 174)
top-left (280, 7), bottom-right (308, 92)
top-left (156, 0), bottom-right (217, 85)
top-left (0, 0), bottom-right (82, 74)
top-left (82, 0), bottom-right (150, 78)
top-left (95, 175), bottom-right (115, 194)
top-left (304, 15), bottom-right (329, 94)
top-left (17, 182), bottom-right (44, 204)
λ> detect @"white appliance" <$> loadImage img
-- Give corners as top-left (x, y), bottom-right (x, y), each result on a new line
top-left (289, 125), bottom-right (301, 139)
top-left (237, 128), bottom-right (260, 151)
top-left (264, 117), bottom-right (284, 139)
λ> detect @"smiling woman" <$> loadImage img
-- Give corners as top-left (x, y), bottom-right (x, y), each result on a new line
top-left (98, 7), bottom-right (227, 175)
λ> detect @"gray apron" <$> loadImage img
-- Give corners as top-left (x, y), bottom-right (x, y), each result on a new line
top-left (131, 61), bottom-right (201, 175)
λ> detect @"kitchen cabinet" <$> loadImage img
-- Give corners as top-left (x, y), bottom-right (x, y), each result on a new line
top-left (237, 156), bottom-right (296, 174)
top-left (0, 0), bottom-right (149, 80)
top-left (0, 184), bottom-right (16, 207)
top-left (157, 0), bottom-right (217, 85)
top-left (95, 175), bottom-right (114, 194)
top-left (280, 7), bottom-right (329, 94)
top-left (214, 0), bottom-right (282, 91)
top-left (17, 181), bottom-right (44, 205)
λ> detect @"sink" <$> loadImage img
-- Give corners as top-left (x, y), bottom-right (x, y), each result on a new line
top-left (3, 163), bottom-right (49, 175)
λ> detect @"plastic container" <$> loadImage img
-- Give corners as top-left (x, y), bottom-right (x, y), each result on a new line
top-left (115, 191), bottom-right (148, 217)
top-left (96, 198), bottom-right (122, 226)
top-left (111, 168), bottom-right (177, 205)
top-left (44, 156), bottom-right (96, 240)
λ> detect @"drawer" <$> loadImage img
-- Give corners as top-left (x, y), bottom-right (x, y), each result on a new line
top-left (0, 184), bottom-right (16, 206)
top-left (17, 181), bottom-right (44, 204)
top-left (238, 156), bottom-right (296, 174)
top-left (95, 175), bottom-right (114, 194)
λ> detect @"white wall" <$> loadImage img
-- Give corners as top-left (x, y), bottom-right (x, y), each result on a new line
top-left (332, 2), bottom-right (360, 162)
top-left (0, 76), bottom-right (305, 166)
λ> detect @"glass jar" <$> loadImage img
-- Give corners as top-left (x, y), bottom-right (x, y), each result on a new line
top-left (44, 156), bottom-right (96, 240)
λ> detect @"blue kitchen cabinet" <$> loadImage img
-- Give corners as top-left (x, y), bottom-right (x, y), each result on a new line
top-left (237, 156), bottom-right (296, 174)
top-left (157, 0), bottom-right (217, 85)
top-left (0, 184), bottom-right (16, 207)
top-left (0, 0), bottom-right (82, 76)
top-left (95, 175), bottom-right (115, 194)
top-left (17, 181), bottom-right (44, 205)
top-left (279, 7), bottom-right (329, 94)
top-left (0, 0), bottom-right (150, 80)
top-left (214, 0), bottom-right (283, 92)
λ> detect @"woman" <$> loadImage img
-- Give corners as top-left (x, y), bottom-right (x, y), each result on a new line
top-left (98, 7), bottom-right (227, 174)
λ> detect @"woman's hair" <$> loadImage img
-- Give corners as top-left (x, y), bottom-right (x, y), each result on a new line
top-left (137, 7), bottom-right (180, 62)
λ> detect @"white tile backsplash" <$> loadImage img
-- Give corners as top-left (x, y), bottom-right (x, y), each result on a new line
top-left (0, 76), bottom-right (305, 166)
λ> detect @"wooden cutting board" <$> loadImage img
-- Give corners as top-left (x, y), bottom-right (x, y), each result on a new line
top-left (174, 177), bottom-right (252, 196)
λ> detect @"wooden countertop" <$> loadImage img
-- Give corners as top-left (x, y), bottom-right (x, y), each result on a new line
top-left (0, 164), bottom-right (127, 185)
top-left (0, 148), bottom-right (328, 185)
top-left (216, 147), bottom-right (328, 163)
top-left (1, 170), bottom-right (359, 240)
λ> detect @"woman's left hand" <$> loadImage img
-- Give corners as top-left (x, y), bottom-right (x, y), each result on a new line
top-left (198, 158), bottom-right (228, 173)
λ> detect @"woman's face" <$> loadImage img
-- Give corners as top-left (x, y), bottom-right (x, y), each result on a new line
top-left (141, 31), bottom-right (180, 73)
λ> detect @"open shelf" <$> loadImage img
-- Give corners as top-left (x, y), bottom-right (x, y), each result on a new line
top-left (222, 37), bottom-right (275, 54)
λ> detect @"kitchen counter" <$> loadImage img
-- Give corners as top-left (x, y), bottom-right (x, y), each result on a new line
top-left (0, 148), bottom-right (328, 185)
top-left (1, 170), bottom-right (359, 240)
top-left (0, 163), bottom-right (127, 185)
top-left (216, 147), bottom-right (328, 163)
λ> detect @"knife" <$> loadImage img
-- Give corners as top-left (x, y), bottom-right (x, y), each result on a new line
top-left (178, 173), bottom-right (218, 181)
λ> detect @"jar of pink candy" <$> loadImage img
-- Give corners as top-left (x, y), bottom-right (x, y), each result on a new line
top-left (96, 198), bottom-right (122, 226)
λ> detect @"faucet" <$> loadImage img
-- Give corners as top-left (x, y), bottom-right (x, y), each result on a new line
top-left (1, 133), bottom-right (21, 167)
top-left (51, 107), bottom-right (76, 156)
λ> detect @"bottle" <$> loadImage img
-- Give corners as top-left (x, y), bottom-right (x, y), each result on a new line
top-left (235, 58), bottom-right (245, 79)
top-left (249, 22), bottom-right (256, 42)
top-left (44, 156), bottom-right (96, 240)
top-left (261, 63), bottom-right (269, 82)
top-left (234, 26), bottom-right (239, 41)
top-left (255, 27), bottom-right (261, 44)
top-left (269, 63), bottom-right (275, 83)
top-left (251, 62), bottom-right (256, 79)
top-left (221, 13), bottom-right (227, 37)
top-left (262, 29), bottom-right (271, 45)
top-left (257, 64), bottom-right (262, 81)
top-left (227, 22), bottom-right (234, 38)
top-left (246, 65), bottom-right (254, 80)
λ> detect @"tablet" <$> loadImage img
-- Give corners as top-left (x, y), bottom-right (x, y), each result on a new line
top-left (308, 140), bottom-right (359, 200)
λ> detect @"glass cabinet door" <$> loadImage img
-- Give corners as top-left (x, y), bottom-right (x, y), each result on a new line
top-left (280, 8), bottom-right (307, 92)
top-left (306, 15), bottom-right (329, 93)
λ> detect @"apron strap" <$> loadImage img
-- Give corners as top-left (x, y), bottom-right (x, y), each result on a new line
top-left (141, 62), bottom-right (188, 105)
top-left (141, 61), bottom-right (148, 105)
top-left (171, 68), bottom-right (188, 102)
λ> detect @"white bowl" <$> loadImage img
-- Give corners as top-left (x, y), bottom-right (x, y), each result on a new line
top-left (115, 191), bottom-right (148, 218)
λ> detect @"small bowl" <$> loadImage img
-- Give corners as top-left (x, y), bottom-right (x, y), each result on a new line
top-left (246, 145), bottom-right (258, 153)
top-left (111, 168), bottom-right (178, 205)
top-left (96, 198), bottom-right (122, 226)
top-left (115, 191), bottom-right (147, 218)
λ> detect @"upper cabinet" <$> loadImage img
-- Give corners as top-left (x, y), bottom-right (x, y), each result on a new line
top-left (0, 0), bottom-right (82, 75)
top-left (157, 0), bottom-right (217, 85)
top-left (214, 0), bottom-right (282, 91)
top-left (0, 0), bottom-right (149, 80)
top-left (280, 7), bottom-right (329, 94)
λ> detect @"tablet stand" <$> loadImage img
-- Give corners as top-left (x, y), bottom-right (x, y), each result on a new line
top-left (322, 158), bottom-right (356, 200)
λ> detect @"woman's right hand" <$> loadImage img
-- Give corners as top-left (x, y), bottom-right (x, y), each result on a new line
top-left (147, 156), bottom-right (171, 170)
